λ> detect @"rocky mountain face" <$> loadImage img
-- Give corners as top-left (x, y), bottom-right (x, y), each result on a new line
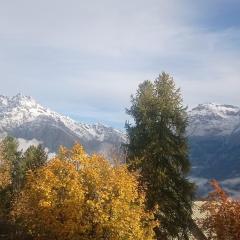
top-left (0, 95), bottom-right (239, 196)
top-left (187, 103), bottom-right (240, 197)
top-left (0, 94), bottom-right (126, 156)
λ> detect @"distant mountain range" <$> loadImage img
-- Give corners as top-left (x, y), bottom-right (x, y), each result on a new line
top-left (0, 94), bottom-right (126, 156)
top-left (0, 94), bottom-right (239, 197)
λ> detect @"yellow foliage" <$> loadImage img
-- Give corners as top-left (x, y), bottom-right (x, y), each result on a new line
top-left (0, 143), bottom-right (11, 189)
top-left (12, 144), bottom-right (157, 240)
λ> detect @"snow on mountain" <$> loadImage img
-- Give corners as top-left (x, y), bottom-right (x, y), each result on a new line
top-left (188, 103), bottom-right (240, 197)
top-left (0, 93), bottom-right (125, 141)
top-left (0, 94), bottom-right (126, 154)
top-left (1, 95), bottom-right (240, 196)
top-left (1, 96), bottom-right (239, 144)
top-left (187, 103), bottom-right (240, 136)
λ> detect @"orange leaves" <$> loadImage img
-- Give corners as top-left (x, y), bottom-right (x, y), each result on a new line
top-left (12, 143), bottom-right (157, 240)
top-left (200, 180), bottom-right (240, 240)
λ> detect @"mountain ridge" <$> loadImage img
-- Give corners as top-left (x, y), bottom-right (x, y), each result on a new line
top-left (0, 94), bottom-right (126, 155)
top-left (1, 94), bottom-right (240, 196)
top-left (2, 94), bottom-right (240, 138)
top-left (188, 102), bottom-right (240, 137)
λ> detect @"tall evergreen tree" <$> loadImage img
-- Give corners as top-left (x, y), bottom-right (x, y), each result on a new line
top-left (125, 72), bottom-right (195, 239)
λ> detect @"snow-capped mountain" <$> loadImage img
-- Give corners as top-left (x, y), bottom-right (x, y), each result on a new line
top-left (0, 94), bottom-right (126, 155)
top-left (187, 103), bottom-right (240, 137)
top-left (188, 103), bottom-right (240, 197)
top-left (1, 95), bottom-right (239, 196)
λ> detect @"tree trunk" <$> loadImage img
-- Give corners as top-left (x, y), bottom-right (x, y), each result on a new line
top-left (189, 218), bottom-right (207, 240)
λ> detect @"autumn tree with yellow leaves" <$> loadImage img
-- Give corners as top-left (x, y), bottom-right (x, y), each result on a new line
top-left (12, 144), bottom-right (157, 240)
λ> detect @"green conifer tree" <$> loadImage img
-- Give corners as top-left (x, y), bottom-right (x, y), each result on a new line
top-left (126, 72), bottom-right (195, 239)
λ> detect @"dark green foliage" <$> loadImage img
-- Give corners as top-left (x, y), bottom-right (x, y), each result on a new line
top-left (2, 137), bottom-right (48, 190)
top-left (0, 137), bottom-right (48, 219)
top-left (125, 72), bottom-right (195, 239)
top-left (23, 145), bottom-right (48, 172)
top-left (2, 136), bottom-right (23, 192)
top-left (0, 137), bottom-right (21, 219)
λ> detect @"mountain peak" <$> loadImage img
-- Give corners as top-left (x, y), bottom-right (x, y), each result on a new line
top-left (13, 93), bottom-right (33, 100)
top-left (12, 93), bottom-right (37, 107)
top-left (188, 103), bottom-right (240, 136)
top-left (0, 94), bottom-right (126, 152)
top-left (0, 93), bottom-right (38, 108)
top-left (190, 103), bottom-right (239, 118)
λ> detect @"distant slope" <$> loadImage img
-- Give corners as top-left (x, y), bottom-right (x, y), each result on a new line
top-left (187, 103), bottom-right (240, 197)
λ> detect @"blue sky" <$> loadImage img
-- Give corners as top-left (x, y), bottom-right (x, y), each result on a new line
top-left (0, 0), bottom-right (240, 129)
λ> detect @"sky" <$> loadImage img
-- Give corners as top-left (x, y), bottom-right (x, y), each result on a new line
top-left (0, 0), bottom-right (240, 129)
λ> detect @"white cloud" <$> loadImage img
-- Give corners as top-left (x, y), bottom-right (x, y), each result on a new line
top-left (17, 138), bottom-right (43, 152)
